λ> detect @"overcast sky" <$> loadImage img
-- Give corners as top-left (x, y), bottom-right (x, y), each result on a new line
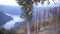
top-left (0, 0), bottom-right (19, 6)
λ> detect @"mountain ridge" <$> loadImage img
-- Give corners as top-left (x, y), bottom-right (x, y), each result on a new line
top-left (0, 5), bottom-right (22, 15)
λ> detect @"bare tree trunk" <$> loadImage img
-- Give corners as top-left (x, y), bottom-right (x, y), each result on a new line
top-left (34, 23), bottom-right (35, 34)
top-left (27, 21), bottom-right (30, 34)
top-left (56, 7), bottom-right (59, 27)
top-left (37, 11), bottom-right (39, 32)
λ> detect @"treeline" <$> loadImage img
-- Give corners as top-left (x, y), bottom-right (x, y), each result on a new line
top-left (0, 27), bottom-right (16, 34)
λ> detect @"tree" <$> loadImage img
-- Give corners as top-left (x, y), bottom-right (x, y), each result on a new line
top-left (0, 26), bottom-right (6, 34)
top-left (16, 0), bottom-right (46, 34)
top-left (5, 29), bottom-right (16, 34)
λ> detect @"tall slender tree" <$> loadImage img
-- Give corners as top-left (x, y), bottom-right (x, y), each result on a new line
top-left (16, 0), bottom-right (46, 34)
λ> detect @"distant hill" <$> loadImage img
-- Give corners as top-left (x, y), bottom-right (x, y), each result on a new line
top-left (0, 5), bottom-right (22, 15)
top-left (0, 11), bottom-right (13, 26)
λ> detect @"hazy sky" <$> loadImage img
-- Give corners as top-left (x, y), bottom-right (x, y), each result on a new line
top-left (0, 0), bottom-right (19, 6)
